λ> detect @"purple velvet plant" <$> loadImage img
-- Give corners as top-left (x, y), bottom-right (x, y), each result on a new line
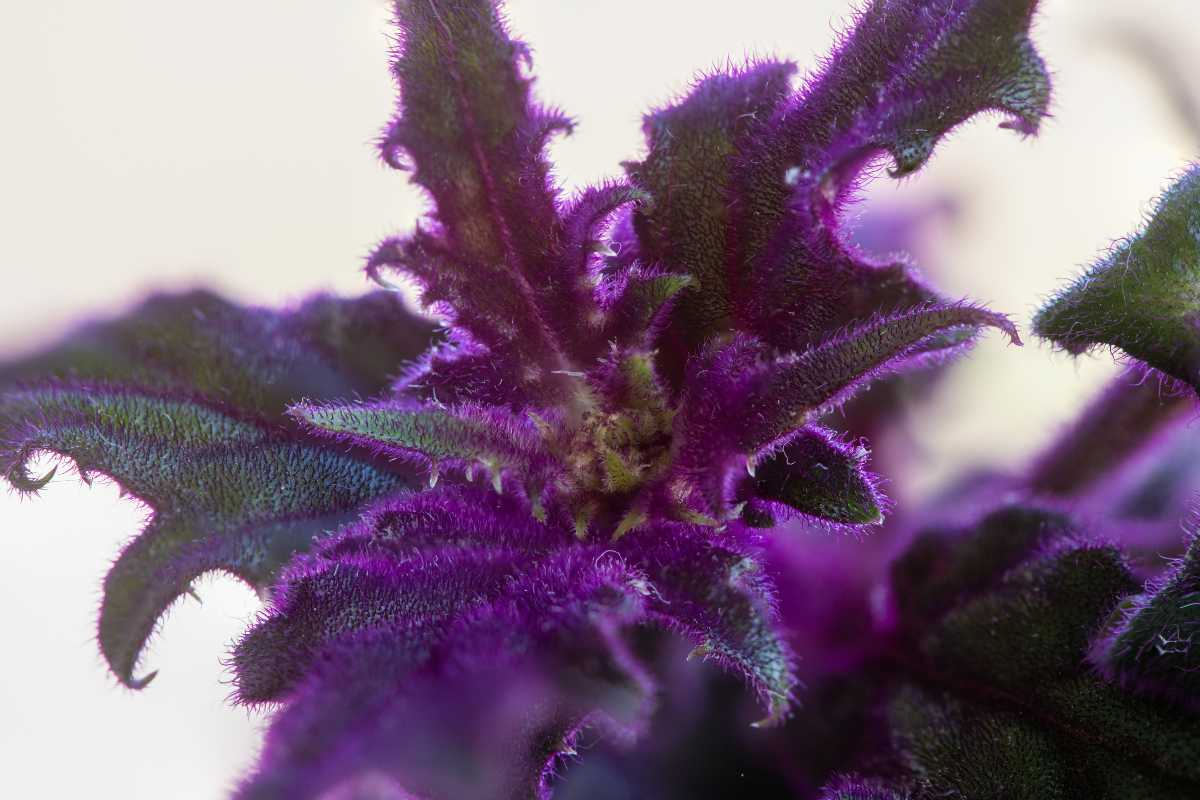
top-left (5, 1), bottom-right (1200, 798)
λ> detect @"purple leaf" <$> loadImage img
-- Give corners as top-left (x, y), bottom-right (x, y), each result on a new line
top-left (739, 0), bottom-right (1049, 262)
top-left (671, 305), bottom-right (1018, 500)
top-left (628, 61), bottom-right (797, 342)
top-left (315, 485), bottom-right (570, 561)
top-left (236, 539), bottom-right (653, 800)
top-left (385, 0), bottom-right (564, 270)
top-left (627, 526), bottom-right (797, 726)
top-left (740, 305), bottom-right (1018, 451)
top-left (1029, 372), bottom-right (1193, 496)
top-left (0, 0), bottom-right (1070, 794)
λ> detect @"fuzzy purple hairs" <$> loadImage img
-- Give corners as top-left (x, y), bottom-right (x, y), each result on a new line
top-left (17, 1), bottom-right (1200, 798)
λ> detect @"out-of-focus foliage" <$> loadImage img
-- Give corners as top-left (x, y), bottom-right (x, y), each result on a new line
top-left (826, 506), bottom-right (1200, 799)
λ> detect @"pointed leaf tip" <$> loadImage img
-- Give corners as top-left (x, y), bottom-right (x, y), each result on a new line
top-left (739, 304), bottom-right (1018, 452)
top-left (7, 462), bottom-right (56, 493)
top-left (746, 427), bottom-right (887, 530)
top-left (1035, 165), bottom-right (1200, 393)
top-left (127, 670), bottom-right (158, 690)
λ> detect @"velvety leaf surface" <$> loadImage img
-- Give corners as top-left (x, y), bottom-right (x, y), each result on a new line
top-left (0, 290), bottom-right (435, 415)
top-left (621, 0), bottom-right (1051, 364)
top-left (384, 0), bottom-right (562, 269)
top-left (826, 505), bottom-right (1200, 799)
top-left (752, 0), bottom-right (1048, 241)
top-left (1090, 527), bottom-right (1200, 708)
top-left (0, 383), bottom-right (410, 685)
top-left (376, 0), bottom-right (633, 379)
top-left (0, 287), bottom-right (434, 683)
top-left (672, 305), bottom-right (1017, 482)
top-left (740, 305), bottom-right (1018, 450)
top-left (291, 397), bottom-right (548, 487)
top-left (1035, 166), bottom-right (1200, 393)
top-left (626, 527), bottom-right (797, 726)
top-left (628, 61), bottom-right (797, 343)
top-left (233, 545), bottom-right (523, 703)
top-left (741, 426), bottom-right (885, 530)
top-left (733, 0), bottom-right (1048, 353)
top-left (234, 491), bottom-right (655, 800)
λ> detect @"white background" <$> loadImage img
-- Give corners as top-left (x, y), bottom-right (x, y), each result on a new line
top-left (1, 1), bottom-right (1197, 796)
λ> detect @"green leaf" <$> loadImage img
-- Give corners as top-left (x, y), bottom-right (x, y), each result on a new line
top-left (0, 384), bottom-right (409, 685)
top-left (0, 289), bottom-right (434, 415)
top-left (743, 426), bottom-right (884, 530)
top-left (871, 506), bottom-right (1200, 798)
top-left (1035, 166), bottom-right (1200, 393)
top-left (291, 399), bottom-right (547, 486)
top-left (1090, 528), bottom-right (1200, 708)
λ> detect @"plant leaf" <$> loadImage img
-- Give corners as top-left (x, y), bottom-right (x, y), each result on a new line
top-left (741, 426), bottom-right (885, 530)
top-left (727, 0), bottom-right (1049, 353)
top-left (233, 544), bottom-right (523, 703)
top-left (857, 506), bottom-right (1200, 798)
top-left (628, 526), bottom-right (797, 725)
top-left (1090, 527), bottom-right (1200, 709)
top-left (0, 290), bottom-right (434, 415)
top-left (627, 61), bottom-right (797, 341)
top-left (0, 383), bottom-right (410, 684)
top-left (385, 0), bottom-right (563, 271)
top-left (1035, 166), bottom-right (1200, 393)
top-left (739, 0), bottom-right (1050, 264)
top-left (236, 540), bottom-right (653, 800)
top-left (1029, 372), bottom-right (1193, 496)
top-left (673, 306), bottom-right (1018, 484)
top-left (744, 305), bottom-right (1018, 451)
top-left (600, 268), bottom-right (694, 351)
top-left (290, 397), bottom-right (547, 485)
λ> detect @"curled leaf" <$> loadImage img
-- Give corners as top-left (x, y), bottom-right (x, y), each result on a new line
top-left (744, 0), bottom-right (1049, 255)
